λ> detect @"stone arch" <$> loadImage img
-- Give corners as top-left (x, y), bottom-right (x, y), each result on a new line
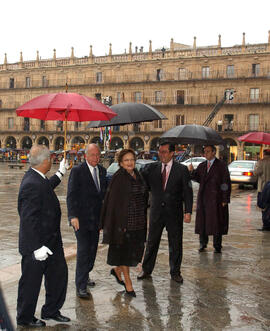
top-left (37, 136), bottom-right (49, 148)
top-left (219, 138), bottom-right (238, 163)
top-left (91, 136), bottom-right (103, 150)
top-left (71, 136), bottom-right (85, 149)
top-left (129, 137), bottom-right (144, 151)
top-left (150, 137), bottom-right (160, 151)
top-left (5, 136), bottom-right (17, 149)
top-left (110, 136), bottom-right (124, 150)
top-left (21, 136), bottom-right (33, 150)
top-left (54, 136), bottom-right (64, 151)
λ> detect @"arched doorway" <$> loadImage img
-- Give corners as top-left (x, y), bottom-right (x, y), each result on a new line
top-left (91, 136), bottom-right (103, 150)
top-left (110, 137), bottom-right (123, 150)
top-left (243, 142), bottom-right (261, 160)
top-left (150, 137), bottom-right (160, 151)
top-left (21, 136), bottom-right (32, 150)
top-left (54, 136), bottom-right (64, 151)
top-left (219, 138), bottom-right (238, 164)
top-left (130, 137), bottom-right (144, 152)
top-left (6, 136), bottom-right (17, 149)
top-left (71, 136), bottom-right (85, 150)
top-left (37, 136), bottom-right (49, 148)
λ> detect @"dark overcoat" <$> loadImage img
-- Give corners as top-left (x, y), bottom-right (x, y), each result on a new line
top-left (100, 167), bottom-right (148, 245)
top-left (192, 158), bottom-right (231, 235)
top-left (18, 168), bottom-right (62, 255)
top-left (67, 162), bottom-right (107, 230)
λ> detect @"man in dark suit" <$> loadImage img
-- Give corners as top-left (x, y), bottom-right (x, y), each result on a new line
top-left (67, 143), bottom-right (107, 299)
top-left (189, 145), bottom-right (231, 253)
top-left (17, 145), bottom-right (70, 328)
top-left (137, 142), bottom-right (193, 283)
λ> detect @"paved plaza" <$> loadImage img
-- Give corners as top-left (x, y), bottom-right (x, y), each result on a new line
top-left (0, 164), bottom-right (269, 330)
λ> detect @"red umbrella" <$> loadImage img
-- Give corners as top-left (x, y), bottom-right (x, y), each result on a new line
top-left (238, 132), bottom-right (270, 145)
top-left (16, 93), bottom-right (117, 154)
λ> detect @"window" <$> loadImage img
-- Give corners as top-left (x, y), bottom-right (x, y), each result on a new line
top-left (156, 69), bottom-right (163, 81)
top-left (153, 120), bottom-right (163, 129)
top-left (175, 115), bottom-right (184, 126)
top-left (179, 68), bottom-right (186, 80)
top-left (176, 90), bottom-right (185, 104)
top-left (0, 99), bottom-right (2, 108)
top-left (116, 92), bottom-right (121, 103)
top-left (252, 64), bottom-right (260, 77)
top-left (26, 77), bottom-right (30, 88)
top-left (95, 93), bottom-right (101, 101)
top-left (133, 123), bottom-right (140, 132)
top-left (42, 76), bottom-right (48, 87)
top-left (40, 120), bottom-right (45, 130)
top-left (24, 118), bottom-right (30, 131)
top-left (96, 72), bottom-right (102, 83)
top-left (9, 78), bottom-right (14, 88)
top-left (249, 114), bottom-right (259, 130)
top-left (134, 92), bottom-right (142, 102)
top-left (155, 91), bottom-right (163, 103)
top-left (74, 122), bottom-right (82, 130)
top-left (250, 88), bottom-right (259, 101)
top-left (227, 65), bottom-right (234, 78)
top-left (56, 121), bottom-right (63, 131)
top-left (224, 114), bottom-right (234, 131)
top-left (8, 117), bottom-right (14, 129)
top-left (202, 66), bottom-right (210, 78)
top-left (113, 125), bottom-right (120, 132)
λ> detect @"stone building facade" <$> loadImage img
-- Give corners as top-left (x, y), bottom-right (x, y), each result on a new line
top-left (0, 32), bottom-right (270, 161)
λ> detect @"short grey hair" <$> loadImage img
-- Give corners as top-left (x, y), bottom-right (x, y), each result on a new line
top-left (29, 145), bottom-right (50, 167)
top-left (85, 143), bottom-right (100, 156)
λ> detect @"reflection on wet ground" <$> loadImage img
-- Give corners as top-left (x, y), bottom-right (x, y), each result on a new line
top-left (0, 164), bottom-right (269, 330)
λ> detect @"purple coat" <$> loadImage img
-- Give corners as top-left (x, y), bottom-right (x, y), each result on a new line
top-left (192, 158), bottom-right (231, 235)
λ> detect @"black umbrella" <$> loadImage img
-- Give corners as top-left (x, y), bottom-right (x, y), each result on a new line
top-left (87, 102), bottom-right (166, 128)
top-left (160, 124), bottom-right (224, 145)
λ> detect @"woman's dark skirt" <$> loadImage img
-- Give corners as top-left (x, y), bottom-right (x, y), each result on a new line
top-left (107, 229), bottom-right (145, 267)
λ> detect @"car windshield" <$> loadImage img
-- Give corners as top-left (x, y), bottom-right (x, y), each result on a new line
top-left (229, 162), bottom-right (254, 169)
top-left (107, 163), bottom-right (119, 173)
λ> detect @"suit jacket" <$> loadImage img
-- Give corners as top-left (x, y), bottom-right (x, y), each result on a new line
top-left (67, 162), bottom-right (107, 231)
top-left (191, 158), bottom-right (231, 235)
top-left (141, 161), bottom-right (193, 227)
top-left (18, 168), bottom-right (62, 256)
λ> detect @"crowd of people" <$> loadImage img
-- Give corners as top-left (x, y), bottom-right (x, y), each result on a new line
top-left (16, 140), bottom-right (270, 328)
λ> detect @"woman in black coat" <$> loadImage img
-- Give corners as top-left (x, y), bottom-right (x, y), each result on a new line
top-left (100, 149), bottom-right (148, 297)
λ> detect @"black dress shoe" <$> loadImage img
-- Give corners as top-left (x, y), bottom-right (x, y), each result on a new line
top-left (17, 317), bottom-right (46, 328)
top-left (125, 289), bottom-right (136, 297)
top-left (111, 268), bottom-right (125, 286)
top-left (171, 274), bottom-right (183, 283)
top-left (214, 248), bottom-right (222, 253)
top-left (87, 278), bottom-right (96, 287)
top-left (137, 271), bottom-right (151, 280)
top-left (76, 288), bottom-right (90, 299)
top-left (198, 245), bottom-right (207, 252)
top-left (41, 312), bottom-right (70, 322)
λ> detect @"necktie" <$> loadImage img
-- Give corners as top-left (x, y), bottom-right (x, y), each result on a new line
top-left (93, 167), bottom-right (100, 191)
top-left (207, 161), bottom-right (211, 172)
top-left (162, 164), bottom-right (167, 191)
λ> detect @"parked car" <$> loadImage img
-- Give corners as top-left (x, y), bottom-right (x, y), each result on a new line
top-left (228, 160), bottom-right (258, 188)
top-left (106, 159), bottom-right (156, 180)
top-left (180, 157), bottom-right (206, 169)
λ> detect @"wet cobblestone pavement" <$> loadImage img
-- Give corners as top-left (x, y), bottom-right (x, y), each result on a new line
top-left (0, 164), bottom-right (269, 330)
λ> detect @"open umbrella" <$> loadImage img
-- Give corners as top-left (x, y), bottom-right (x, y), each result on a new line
top-left (87, 102), bottom-right (166, 128)
top-left (238, 132), bottom-right (270, 145)
top-left (160, 124), bottom-right (224, 145)
top-left (16, 93), bottom-right (117, 155)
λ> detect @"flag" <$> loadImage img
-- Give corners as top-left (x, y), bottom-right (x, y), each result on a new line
top-left (100, 128), bottom-right (103, 142)
top-left (108, 126), bottom-right (112, 142)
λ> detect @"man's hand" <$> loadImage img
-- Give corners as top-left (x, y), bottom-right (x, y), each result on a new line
top-left (34, 246), bottom-right (53, 261)
top-left (71, 217), bottom-right (80, 231)
top-left (222, 202), bottom-right (227, 207)
top-left (184, 213), bottom-right (191, 223)
top-left (188, 164), bottom-right (194, 172)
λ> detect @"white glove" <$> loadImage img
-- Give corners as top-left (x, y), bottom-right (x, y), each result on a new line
top-left (58, 158), bottom-right (69, 175)
top-left (34, 245), bottom-right (53, 261)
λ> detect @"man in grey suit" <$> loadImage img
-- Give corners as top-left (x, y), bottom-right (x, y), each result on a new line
top-left (137, 142), bottom-right (193, 283)
top-left (17, 145), bottom-right (70, 328)
top-left (67, 144), bottom-right (107, 299)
